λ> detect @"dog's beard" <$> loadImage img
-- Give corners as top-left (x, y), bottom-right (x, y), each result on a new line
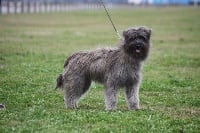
top-left (123, 41), bottom-right (150, 61)
top-left (135, 44), bottom-right (149, 60)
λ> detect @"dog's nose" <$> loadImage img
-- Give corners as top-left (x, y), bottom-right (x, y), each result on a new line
top-left (135, 43), bottom-right (142, 49)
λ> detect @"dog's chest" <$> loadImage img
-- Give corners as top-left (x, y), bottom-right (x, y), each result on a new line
top-left (112, 63), bottom-right (140, 87)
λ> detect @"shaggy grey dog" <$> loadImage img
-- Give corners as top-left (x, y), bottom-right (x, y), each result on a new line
top-left (56, 26), bottom-right (151, 110)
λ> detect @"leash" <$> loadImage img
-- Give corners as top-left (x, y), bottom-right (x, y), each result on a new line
top-left (99, 0), bottom-right (122, 40)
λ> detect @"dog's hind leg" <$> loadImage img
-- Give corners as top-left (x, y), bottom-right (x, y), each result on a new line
top-left (64, 76), bottom-right (91, 109)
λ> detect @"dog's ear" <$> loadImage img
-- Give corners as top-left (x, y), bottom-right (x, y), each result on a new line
top-left (123, 29), bottom-right (134, 42)
top-left (140, 27), bottom-right (152, 39)
top-left (147, 29), bottom-right (152, 39)
top-left (123, 30), bottom-right (129, 41)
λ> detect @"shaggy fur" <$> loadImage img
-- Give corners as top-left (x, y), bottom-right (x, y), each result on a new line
top-left (56, 26), bottom-right (151, 110)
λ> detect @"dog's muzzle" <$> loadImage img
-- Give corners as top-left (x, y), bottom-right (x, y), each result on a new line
top-left (135, 43), bottom-right (143, 53)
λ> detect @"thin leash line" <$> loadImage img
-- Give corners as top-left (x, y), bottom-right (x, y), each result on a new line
top-left (99, 0), bottom-right (121, 40)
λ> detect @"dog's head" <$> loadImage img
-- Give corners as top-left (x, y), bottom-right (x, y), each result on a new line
top-left (122, 26), bottom-right (151, 61)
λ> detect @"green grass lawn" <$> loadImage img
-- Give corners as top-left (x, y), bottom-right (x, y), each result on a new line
top-left (0, 6), bottom-right (200, 132)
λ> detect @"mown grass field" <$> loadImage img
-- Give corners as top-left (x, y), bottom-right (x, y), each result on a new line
top-left (0, 6), bottom-right (200, 132)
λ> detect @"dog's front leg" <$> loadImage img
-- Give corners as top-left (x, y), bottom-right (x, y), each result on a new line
top-left (125, 84), bottom-right (140, 110)
top-left (104, 87), bottom-right (118, 111)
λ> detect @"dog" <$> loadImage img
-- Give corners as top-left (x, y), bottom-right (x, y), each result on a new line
top-left (56, 26), bottom-right (151, 110)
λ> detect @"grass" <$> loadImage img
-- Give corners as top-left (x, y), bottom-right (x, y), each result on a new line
top-left (0, 6), bottom-right (200, 132)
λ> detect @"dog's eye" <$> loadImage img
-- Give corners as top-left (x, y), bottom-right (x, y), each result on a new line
top-left (128, 37), bottom-right (135, 42)
top-left (138, 36), bottom-right (147, 41)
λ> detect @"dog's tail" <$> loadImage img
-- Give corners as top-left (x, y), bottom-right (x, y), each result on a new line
top-left (55, 74), bottom-right (63, 90)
